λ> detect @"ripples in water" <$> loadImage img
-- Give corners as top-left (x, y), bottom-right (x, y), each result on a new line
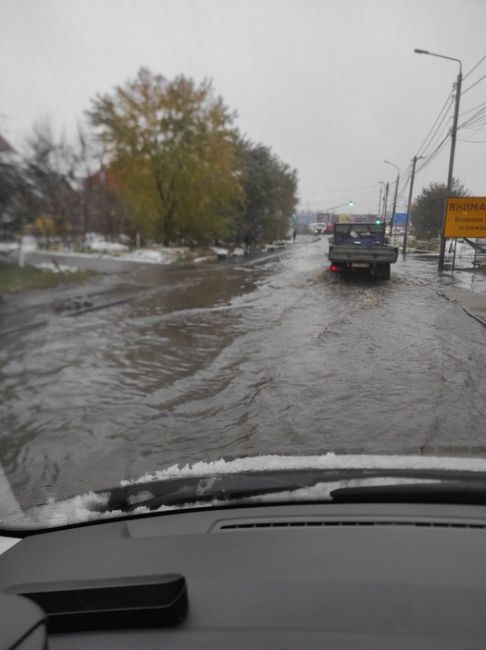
top-left (1, 241), bottom-right (486, 506)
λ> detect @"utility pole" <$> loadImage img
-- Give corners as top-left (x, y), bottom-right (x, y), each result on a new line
top-left (384, 160), bottom-right (399, 237)
top-left (382, 182), bottom-right (389, 222)
top-left (438, 70), bottom-right (462, 270)
top-left (402, 155), bottom-right (423, 254)
top-left (414, 49), bottom-right (463, 271)
top-left (389, 172), bottom-right (400, 238)
top-left (377, 184), bottom-right (383, 218)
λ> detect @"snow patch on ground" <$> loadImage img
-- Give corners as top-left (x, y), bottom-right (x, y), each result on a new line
top-left (4, 234), bottom-right (277, 267)
top-left (230, 247), bottom-right (246, 257)
top-left (210, 246), bottom-right (246, 258)
top-left (210, 246), bottom-right (229, 257)
top-left (21, 236), bottom-right (38, 251)
top-left (35, 262), bottom-right (79, 274)
top-left (32, 235), bottom-right (190, 265)
top-left (0, 236), bottom-right (38, 253)
top-left (120, 248), bottom-right (186, 264)
top-left (85, 233), bottom-right (128, 253)
top-left (0, 242), bottom-right (18, 253)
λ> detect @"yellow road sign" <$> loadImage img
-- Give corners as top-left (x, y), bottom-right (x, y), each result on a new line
top-left (445, 197), bottom-right (486, 238)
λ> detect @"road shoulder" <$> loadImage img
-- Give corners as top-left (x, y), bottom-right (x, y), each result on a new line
top-left (439, 286), bottom-right (486, 327)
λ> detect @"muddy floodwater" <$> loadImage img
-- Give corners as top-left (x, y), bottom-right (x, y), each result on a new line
top-left (1, 238), bottom-right (486, 506)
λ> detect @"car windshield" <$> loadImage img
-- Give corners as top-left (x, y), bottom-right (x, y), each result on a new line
top-left (1, 0), bottom-right (486, 532)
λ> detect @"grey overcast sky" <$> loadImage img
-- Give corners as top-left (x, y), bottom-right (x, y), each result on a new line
top-left (1, 0), bottom-right (486, 214)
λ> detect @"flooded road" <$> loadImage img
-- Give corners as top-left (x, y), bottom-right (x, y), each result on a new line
top-left (1, 238), bottom-right (486, 506)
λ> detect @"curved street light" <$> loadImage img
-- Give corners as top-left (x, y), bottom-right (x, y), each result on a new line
top-left (324, 200), bottom-right (354, 212)
top-left (312, 200), bottom-right (354, 233)
top-left (414, 49), bottom-right (462, 74)
top-left (414, 48), bottom-right (463, 270)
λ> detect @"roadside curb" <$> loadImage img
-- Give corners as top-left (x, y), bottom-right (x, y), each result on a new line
top-left (436, 288), bottom-right (486, 329)
top-left (462, 307), bottom-right (486, 328)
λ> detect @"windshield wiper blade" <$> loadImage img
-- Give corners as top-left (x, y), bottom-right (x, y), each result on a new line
top-left (103, 472), bottom-right (317, 512)
top-left (91, 470), bottom-right (486, 515)
top-left (101, 469), bottom-right (430, 512)
top-left (330, 481), bottom-right (486, 504)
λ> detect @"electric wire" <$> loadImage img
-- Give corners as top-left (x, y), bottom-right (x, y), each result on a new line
top-left (462, 73), bottom-right (486, 96)
top-left (459, 100), bottom-right (486, 117)
top-left (420, 117), bottom-right (452, 159)
top-left (415, 132), bottom-right (451, 174)
top-left (463, 54), bottom-right (486, 81)
top-left (403, 57), bottom-right (486, 201)
top-left (415, 91), bottom-right (454, 158)
top-left (458, 104), bottom-right (486, 130)
top-left (357, 57), bottom-right (486, 214)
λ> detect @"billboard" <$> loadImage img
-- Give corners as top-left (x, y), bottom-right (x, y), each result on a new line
top-left (445, 197), bottom-right (486, 238)
top-left (393, 213), bottom-right (408, 225)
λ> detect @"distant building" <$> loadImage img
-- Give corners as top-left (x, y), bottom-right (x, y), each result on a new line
top-left (85, 166), bottom-right (119, 191)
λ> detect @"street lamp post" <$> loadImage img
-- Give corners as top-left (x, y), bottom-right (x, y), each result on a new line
top-left (325, 200), bottom-right (354, 211)
top-left (384, 160), bottom-right (400, 238)
top-left (414, 48), bottom-right (462, 271)
top-left (324, 200), bottom-right (354, 218)
top-left (314, 201), bottom-right (353, 233)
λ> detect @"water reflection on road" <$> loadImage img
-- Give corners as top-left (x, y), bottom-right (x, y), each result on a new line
top-left (1, 238), bottom-right (486, 506)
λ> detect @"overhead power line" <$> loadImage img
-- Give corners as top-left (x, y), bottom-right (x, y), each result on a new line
top-left (462, 72), bottom-right (486, 96)
top-left (397, 163), bottom-right (413, 198)
top-left (403, 56), bottom-right (486, 209)
top-left (459, 100), bottom-right (486, 117)
top-left (420, 116), bottom-right (452, 159)
top-left (463, 54), bottom-right (486, 81)
top-left (415, 90), bottom-right (454, 158)
top-left (458, 104), bottom-right (486, 130)
top-left (415, 132), bottom-right (451, 174)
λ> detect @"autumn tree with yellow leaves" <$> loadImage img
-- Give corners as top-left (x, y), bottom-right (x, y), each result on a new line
top-left (88, 68), bottom-right (243, 245)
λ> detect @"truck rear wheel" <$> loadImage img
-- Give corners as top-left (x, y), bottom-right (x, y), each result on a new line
top-left (379, 263), bottom-right (391, 280)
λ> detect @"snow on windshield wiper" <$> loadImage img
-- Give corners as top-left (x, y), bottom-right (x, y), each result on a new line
top-left (121, 454), bottom-right (486, 487)
top-left (103, 471), bottom-right (320, 512)
top-left (100, 470), bottom-right (451, 513)
top-left (104, 470), bottom-right (486, 512)
top-left (6, 467), bottom-right (486, 531)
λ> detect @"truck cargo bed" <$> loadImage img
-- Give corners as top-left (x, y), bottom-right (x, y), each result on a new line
top-left (328, 244), bottom-right (399, 264)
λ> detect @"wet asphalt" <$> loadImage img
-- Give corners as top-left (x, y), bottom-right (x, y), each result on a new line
top-left (1, 237), bottom-right (486, 507)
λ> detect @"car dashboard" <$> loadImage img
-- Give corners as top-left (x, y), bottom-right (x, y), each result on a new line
top-left (2, 501), bottom-right (486, 648)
